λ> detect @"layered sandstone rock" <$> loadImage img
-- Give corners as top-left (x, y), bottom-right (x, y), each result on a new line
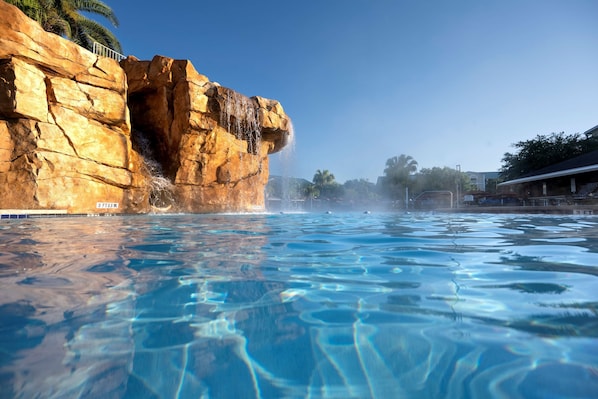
top-left (0, 1), bottom-right (148, 214)
top-left (0, 1), bottom-right (291, 213)
top-left (121, 56), bottom-right (291, 213)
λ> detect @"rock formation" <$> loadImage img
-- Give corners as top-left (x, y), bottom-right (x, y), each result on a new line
top-left (121, 56), bottom-right (291, 213)
top-left (0, 1), bottom-right (291, 214)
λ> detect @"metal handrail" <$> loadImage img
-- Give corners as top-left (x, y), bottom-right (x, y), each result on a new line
top-left (92, 41), bottom-right (125, 61)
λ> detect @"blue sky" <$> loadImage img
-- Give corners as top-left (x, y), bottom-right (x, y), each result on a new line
top-left (103, 0), bottom-right (598, 183)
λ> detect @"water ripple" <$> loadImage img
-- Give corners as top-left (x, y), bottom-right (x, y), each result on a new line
top-left (0, 213), bottom-right (597, 398)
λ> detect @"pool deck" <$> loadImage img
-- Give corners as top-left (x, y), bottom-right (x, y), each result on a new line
top-left (2, 206), bottom-right (598, 219)
top-left (441, 205), bottom-right (598, 215)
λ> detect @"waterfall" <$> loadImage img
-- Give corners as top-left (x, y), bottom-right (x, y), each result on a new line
top-left (219, 90), bottom-right (262, 154)
top-left (278, 121), bottom-right (298, 212)
top-left (131, 130), bottom-right (175, 210)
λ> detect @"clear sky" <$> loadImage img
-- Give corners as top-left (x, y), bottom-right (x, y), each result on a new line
top-left (103, 0), bottom-right (598, 183)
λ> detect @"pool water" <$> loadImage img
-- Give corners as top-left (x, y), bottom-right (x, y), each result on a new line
top-left (0, 212), bottom-right (597, 399)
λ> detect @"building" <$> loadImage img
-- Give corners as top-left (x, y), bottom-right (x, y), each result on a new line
top-left (466, 171), bottom-right (499, 192)
top-left (498, 124), bottom-right (598, 205)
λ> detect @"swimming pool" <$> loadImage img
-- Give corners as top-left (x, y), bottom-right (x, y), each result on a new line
top-left (1, 212), bottom-right (597, 398)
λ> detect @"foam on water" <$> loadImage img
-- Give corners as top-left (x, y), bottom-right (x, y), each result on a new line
top-left (0, 213), bottom-right (597, 398)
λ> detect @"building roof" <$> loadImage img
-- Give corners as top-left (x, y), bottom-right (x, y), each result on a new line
top-left (583, 124), bottom-right (598, 136)
top-left (498, 149), bottom-right (598, 186)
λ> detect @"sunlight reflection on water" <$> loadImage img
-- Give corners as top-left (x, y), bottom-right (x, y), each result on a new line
top-left (0, 213), bottom-right (597, 398)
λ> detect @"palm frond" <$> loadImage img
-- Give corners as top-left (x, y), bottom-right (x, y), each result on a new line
top-left (5, 0), bottom-right (44, 23)
top-left (73, 0), bottom-right (119, 26)
top-left (76, 17), bottom-right (122, 53)
top-left (43, 12), bottom-right (72, 37)
top-left (8, 0), bottom-right (123, 54)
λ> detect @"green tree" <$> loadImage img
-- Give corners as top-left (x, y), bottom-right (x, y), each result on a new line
top-left (343, 178), bottom-right (379, 204)
top-left (499, 132), bottom-right (598, 181)
top-left (313, 169), bottom-right (335, 187)
top-left (312, 169), bottom-right (343, 199)
top-left (381, 154), bottom-right (418, 203)
top-left (303, 183), bottom-right (319, 199)
top-left (6, 0), bottom-right (122, 52)
top-left (415, 167), bottom-right (473, 193)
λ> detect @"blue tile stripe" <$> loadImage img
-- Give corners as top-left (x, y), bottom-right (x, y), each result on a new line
top-left (1, 210), bottom-right (70, 219)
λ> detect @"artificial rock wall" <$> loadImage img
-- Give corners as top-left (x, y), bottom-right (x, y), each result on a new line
top-left (121, 56), bottom-right (291, 213)
top-left (0, 1), bottom-right (291, 214)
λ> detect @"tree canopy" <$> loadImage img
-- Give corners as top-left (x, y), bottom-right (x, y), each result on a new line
top-left (380, 154), bottom-right (418, 201)
top-left (7, 0), bottom-right (122, 52)
top-left (499, 131), bottom-right (598, 181)
top-left (343, 178), bottom-right (378, 203)
top-left (415, 166), bottom-right (473, 193)
top-left (312, 169), bottom-right (343, 199)
top-left (313, 169), bottom-right (336, 187)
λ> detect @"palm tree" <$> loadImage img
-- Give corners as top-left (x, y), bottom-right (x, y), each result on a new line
top-left (382, 154), bottom-right (418, 203)
top-left (384, 154), bottom-right (418, 179)
top-left (303, 183), bottom-right (319, 199)
top-left (313, 169), bottom-right (343, 200)
top-left (6, 0), bottom-right (122, 53)
top-left (313, 169), bottom-right (336, 188)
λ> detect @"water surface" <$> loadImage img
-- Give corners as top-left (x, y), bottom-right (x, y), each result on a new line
top-left (1, 212), bottom-right (597, 398)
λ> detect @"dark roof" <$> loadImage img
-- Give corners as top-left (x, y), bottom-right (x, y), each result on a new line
top-left (499, 149), bottom-right (598, 186)
top-left (523, 149), bottom-right (598, 177)
top-left (583, 124), bottom-right (598, 136)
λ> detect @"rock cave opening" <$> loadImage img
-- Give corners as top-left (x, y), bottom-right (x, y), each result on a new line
top-left (131, 129), bottom-right (175, 210)
top-left (127, 89), bottom-right (178, 210)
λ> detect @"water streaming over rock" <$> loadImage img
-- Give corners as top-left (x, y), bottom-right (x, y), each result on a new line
top-left (131, 130), bottom-right (175, 210)
top-left (219, 90), bottom-right (262, 154)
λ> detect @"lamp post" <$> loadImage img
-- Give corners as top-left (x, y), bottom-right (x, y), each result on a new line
top-left (456, 164), bottom-right (461, 208)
